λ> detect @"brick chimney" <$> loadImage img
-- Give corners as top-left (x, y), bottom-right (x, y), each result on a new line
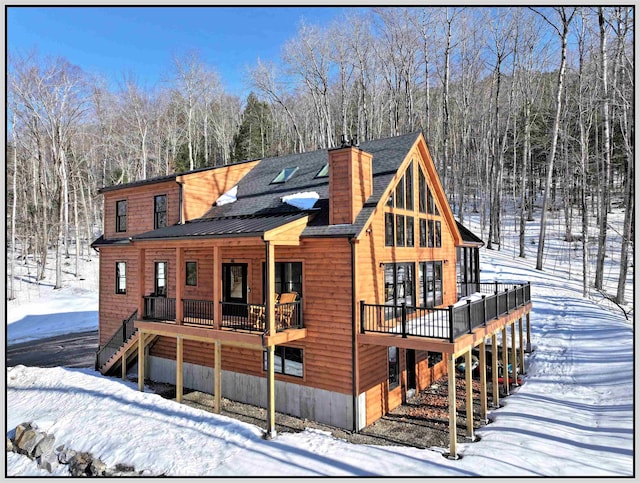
top-left (328, 136), bottom-right (373, 225)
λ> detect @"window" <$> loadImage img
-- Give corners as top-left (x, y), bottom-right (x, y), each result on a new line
top-left (263, 262), bottom-right (303, 299)
top-left (386, 192), bottom-right (394, 207)
top-left (395, 215), bottom-right (405, 247)
top-left (435, 221), bottom-right (442, 248)
top-left (405, 161), bottom-right (413, 210)
top-left (154, 194), bottom-right (167, 229)
top-left (271, 166), bottom-right (298, 184)
top-left (315, 163), bottom-right (329, 178)
top-left (406, 217), bottom-right (414, 247)
top-left (385, 213), bottom-right (394, 247)
top-left (186, 261), bottom-right (197, 286)
top-left (420, 261), bottom-right (443, 308)
top-left (264, 346), bottom-right (303, 378)
top-left (395, 176), bottom-right (405, 209)
top-left (388, 347), bottom-right (400, 389)
top-left (384, 262), bottom-right (415, 316)
top-left (428, 220), bottom-right (435, 247)
top-left (116, 200), bottom-right (127, 233)
top-left (427, 351), bottom-right (443, 366)
top-left (419, 219), bottom-right (427, 247)
top-left (418, 169), bottom-right (427, 213)
top-left (155, 261), bottom-right (167, 296)
top-left (116, 262), bottom-right (126, 294)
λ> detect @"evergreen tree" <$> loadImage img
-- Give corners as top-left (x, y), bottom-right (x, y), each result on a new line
top-left (231, 92), bottom-right (272, 162)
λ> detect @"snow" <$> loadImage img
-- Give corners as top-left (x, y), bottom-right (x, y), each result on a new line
top-left (215, 185), bottom-right (238, 206)
top-left (281, 191), bottom-right (319, 210)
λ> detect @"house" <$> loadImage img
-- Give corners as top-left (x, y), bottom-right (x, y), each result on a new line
top-left (92, 131), bottom-right (532, 458)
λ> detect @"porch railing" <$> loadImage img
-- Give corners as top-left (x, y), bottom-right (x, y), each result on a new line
top-left (143, 296), bottom-right (176, 321)
top-left (183, 299), bottom-right (215, 326)
top-left (95, 309), bottom-right (138, 370)
top-left (361, 282), bottom-right (531, 343)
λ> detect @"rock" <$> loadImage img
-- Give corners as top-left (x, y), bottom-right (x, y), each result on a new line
top-left (6, 438), bottom-right (14, 452)
top-left (13, 422), bottom-right (33, 445)
top-left (69, 451), bottom-right (93, 477)
top-left (15, 429), bottom-right (45, 458)
top-left (57, 447), bottom-right (76, 464)
top-left (33, 434), bottom-right (55, 458)
top-left (89, 458), bottom-right (107, 476)
top-left (37, 450), bottom-right (59, 473)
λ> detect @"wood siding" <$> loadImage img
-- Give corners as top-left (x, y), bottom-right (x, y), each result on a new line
top-left (103, 181), bottom-right (180, 239)
top-left (329, 147), bottom-right (372, 225)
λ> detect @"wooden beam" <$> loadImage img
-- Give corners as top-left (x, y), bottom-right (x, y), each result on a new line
top-left (121, 353), bottom-right (126, 380)
top-left (134, 321), bottom-right (264, 348)
top-left (502, 326), bottom-right (509, 396)
top-left (357, 333), bottom-right (454, 353)
top-left (465, 349), bottom-right (474, 440)
top-left (138, 330), bottom-right (145, 392)
top-left (519, 317), bottom-right (525, 375)
top-left (447, 353), bottom-right (458, 459)
top-left (511, 322), bottom-right (518, 387)
top-left (212, 246), bottom-right (220, 330)
top-left (479, 340), bottom-right (487, 422)
top-left (262, 328), bottom-right (308, 346)
top-left (491, 333), bottom-right (499, 408)
top-left (265, 241), bottom-right (275, 337)
top-left (214, 340), bottom-right (221, 414)
top-left (137, 248), bottom-right (146, 318)
top-left (265, 345), bottom-right (276, 439)
top-left (526, 312), bottom-right (532, 352)
top-left (176, 336), bottom-right (183, 403)
top-left (131, 237), bottom-right (265, 249)
top-left (262, 215), bottom-right (309, 242)
top-left (176, 247), bottom-right (184, 325)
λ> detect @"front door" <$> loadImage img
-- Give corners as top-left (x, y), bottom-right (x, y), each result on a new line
top-left (222, 263), bottom-right (248, 316)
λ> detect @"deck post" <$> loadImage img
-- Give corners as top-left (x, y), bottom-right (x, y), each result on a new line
top-left (446, 353), bottom-right (458, 459)
top-left (465, 349), bottom-right (474, 440)
top-left (212, 246), bottom-right (221, 330)
top-left (519, 317), bottom-right (525, 375)
top-left (479, 340), bottom-right (487, 422)
top-left (138, 330), bottom-right (145, 392)
top-left (502, 326), bottom-right (510, 396)
top-left (526, 312), bottom-right (532, 352)
top-left (176, 336), bottom-right (183, 403)
top-left (121, 353), bottom-right (126, 380)
top-left (511, 322), bottom-right (518, 387)
top-left (491, 333), bottom-right (499, 408)
top-left (265, 344), bottom-right (276, 439)
top-left (214, 340), bottom-right (221, 414)
top-left (137, 248), bottom-right (146, 319)
top-left (176, 247), bottom-right (184, 325)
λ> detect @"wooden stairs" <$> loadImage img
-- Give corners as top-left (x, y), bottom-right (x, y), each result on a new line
top-left (98, 331), bottom-right (157, 378)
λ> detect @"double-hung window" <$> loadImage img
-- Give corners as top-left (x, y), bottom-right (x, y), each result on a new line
top-left (155, 261), bottom-right (167, 296)
top-left (154, 194), bottom-right (167, 229)
top-left (116, 200), bottom-right (127, 233)
top-left (116, 262), bottom-right (126, 294)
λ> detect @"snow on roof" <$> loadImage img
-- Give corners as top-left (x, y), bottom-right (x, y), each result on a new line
top-left (281, 191), bottom-right (319, 210)
top-left (215, 185), bottom-right (238, 206)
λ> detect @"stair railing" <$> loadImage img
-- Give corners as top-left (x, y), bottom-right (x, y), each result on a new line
top-left (95, 309), bottom-right (139, 371)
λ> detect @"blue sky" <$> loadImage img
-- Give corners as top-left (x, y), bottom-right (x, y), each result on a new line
top-left (7, 6), bottom-right (350, 97)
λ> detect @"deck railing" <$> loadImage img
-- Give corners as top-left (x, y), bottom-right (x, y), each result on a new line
top-left (95, 309), bottom-right (138, 370)
top-left (183, 299), bottom-right (215, 326)
top-left (361, 282), bottom-right (531, 343)
top-left (143, 296), bottom-right (176, 321)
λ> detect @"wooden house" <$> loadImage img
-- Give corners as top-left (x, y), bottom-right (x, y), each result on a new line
top-left (93, 132), bottom-right (532, 458)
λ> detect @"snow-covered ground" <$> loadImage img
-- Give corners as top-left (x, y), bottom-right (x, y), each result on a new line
top-left (6, 242), bottom-right (634, 476)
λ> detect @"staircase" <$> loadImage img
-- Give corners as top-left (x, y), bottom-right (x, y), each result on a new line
top-left (95, 310), bottom-right (157, 377)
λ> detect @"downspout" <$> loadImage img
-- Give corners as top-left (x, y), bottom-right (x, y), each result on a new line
top-left (176, 181), bottom-right (184, 224)
top-left (349, 236), bottom-right (359, 432)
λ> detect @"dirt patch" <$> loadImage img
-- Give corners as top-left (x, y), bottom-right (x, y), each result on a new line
top-left (145, 374), bottom-right (512, 450)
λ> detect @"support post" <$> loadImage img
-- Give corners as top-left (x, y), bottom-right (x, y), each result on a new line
top-left (265, 345), bottom-right (276, 439)
top-left (265, 241), bottom-right (276, 336)
top-left (176, 336), bottom-right (183, 403)
top-left (212, 246), bottom-right (220, 329)
top-left (137, 248), bottom-right (146, 318)
top-left (502, 326), bottom-right (510, 396)
top-left (479, 340), bottom-right (487, 422)
top-left (511, 322), bottom-right (518, 387)
top-left (214, 340), bottom-right (221, 414)
top-left (526, 312), bottom-right (532, 353)
top-left (519, 317), bottom-right (525, 375)
top-left (121, 353), bottom-right (126, 380)
top-left (447, 353), bottom-right (458, 459)
top-left (138, 330), bottom-right (145, 392)
top-left (176, 247), bottom-right (184, 325)
top-left (465, 349), bottom-right (474, 440)
top-left (491, 333), bottom-right (499, 408)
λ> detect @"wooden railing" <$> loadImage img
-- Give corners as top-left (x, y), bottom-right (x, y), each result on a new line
top-left (361, 282), bottom-right (531, 343)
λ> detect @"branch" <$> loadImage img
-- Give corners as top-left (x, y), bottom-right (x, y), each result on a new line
top-left (594, 287), bottom-right (632, 320)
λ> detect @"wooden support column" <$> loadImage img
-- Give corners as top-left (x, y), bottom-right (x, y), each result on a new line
top-left (526, 312), bottom-right (532, 352)
top-left (121, 353), bottom-right (127, 380)
top-left (214, 340), bottom-right (221, 414)
top-left (137, 248), bottom-right (146, 318)
top-left (511, 322), bottom-right (518, 386)
top-left (138, 330), bottom-right (145, 392)
top-left (465, 349), bottom-right (474, 440)
top-left (491, 333), bottom-right (499, 408)
top-left (479, 340), bottom-right (487, 422)
top-left (502, 326), bottom-right (510, 396)
top-left (519, 317), bottom-right (525, 375)
top-left (176, 247), bottom-right (184, 325)
top-left (265, 344), bottom-right (276, 439)
top-left (265, 241), bottom-right (276, 336)
top-left (176, 336), bottom-right (183, 403)
top-left (447, 353), bottom-right (458, 459)
top-left (212, 246), bottom-right (220, 329)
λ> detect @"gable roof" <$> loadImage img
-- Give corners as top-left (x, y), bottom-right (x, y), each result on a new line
top-left (198, 131), bottom-right (422, 238)
top-left (456, 221), bottom-right (484, 247)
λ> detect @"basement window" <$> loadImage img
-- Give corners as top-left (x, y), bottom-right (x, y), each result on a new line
top-left (315, 163), bottom-right (329, 178)
top-left (264, 346), bottom-right (304, 378)
top-left (271, 167), bottom-right (298, 184)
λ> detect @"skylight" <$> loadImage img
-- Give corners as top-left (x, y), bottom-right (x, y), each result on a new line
top-left (315, 163), bottom-right (329, 178)
top-left (271, 166), bottom-right (298, 184)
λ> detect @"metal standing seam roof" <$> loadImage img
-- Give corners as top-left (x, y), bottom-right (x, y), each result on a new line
top-left (455, 220), bottom-right (484, 247)
top-left (131, 213), bottom-right (310, 241)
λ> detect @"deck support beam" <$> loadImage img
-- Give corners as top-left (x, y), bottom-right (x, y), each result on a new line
top-left (137, 248), bottom-right (146, 319)
top-left (265, 344), bottom-right (276, 439)
top-left (502, 326), bottom-right (509, 396)
top-left (121, 353), bottom-right (127, 380)
top-left (176, 248), bottom-right (184, 325)
top-left (212, 246), bottom-right (221, 330)
top-left (176, 336), bottom-right (183, 403)
top-left (214, 340), bottom-right (221, 414)
top-left (446, 353), bottom-right (459, 459)
top-left (511, 322), bottom-right (518, 387)
top-left (138, 330), bottom-right (145, 392)
top-left (491, 333), bottom-right (499, 408)
top-left (479, 340), bottom-right (487, 422)
top-left (465, 349), bottom-right (474, 440)
top-left (526, 312), bottom-right (532, 352)
top-left (519, 317), bottom-right (525, 375)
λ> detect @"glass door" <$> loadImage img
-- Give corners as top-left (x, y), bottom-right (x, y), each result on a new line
top-left (222, 263), bottom-right (247, 316)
